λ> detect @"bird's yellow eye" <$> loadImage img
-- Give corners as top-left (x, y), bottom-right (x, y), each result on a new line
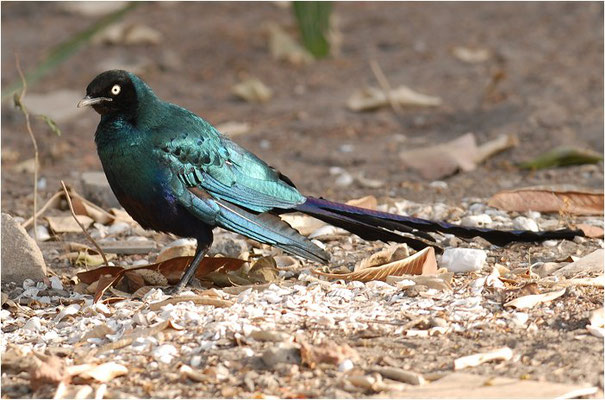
top-left (111, 84), bottom-right (121, 95)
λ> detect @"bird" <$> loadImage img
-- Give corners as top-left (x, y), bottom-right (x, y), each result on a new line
top-left (78, 70), bottom-right (583, 292)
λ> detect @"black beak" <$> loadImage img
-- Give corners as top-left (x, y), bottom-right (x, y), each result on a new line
top-left (77, 95), bottom-right (112, 108)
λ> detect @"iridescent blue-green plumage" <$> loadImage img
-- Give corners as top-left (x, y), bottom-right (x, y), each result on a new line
top-left (82, 70), bottom-right (583, 290)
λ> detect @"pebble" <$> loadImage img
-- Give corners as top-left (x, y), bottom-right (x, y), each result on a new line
top-left (24, 317), bottom-right (42, 332)
top-left (461, 214), bottom-right (492, 228)
top-left (49, 276), bottom-right (63, 291)
top-left (262, 344), bottom-right (301, 367)
top-left (429, 181), bottom-right (448, 189)
top-left (107, 222), bottom-right (131, 235)
top-left (338, 359), bottom-right (354, 372)
top-left (440, 248), bottom-right (487, 273)
top-left (152, 344), bottom-right (178, 364)
top-left (513, 216), bottom-right (539, 232)
top-left (29, 225), bottom-right (52, 242)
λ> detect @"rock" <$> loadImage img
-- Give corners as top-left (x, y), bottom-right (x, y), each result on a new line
top-left (28, 225), bottom-right (51, 242)
top-left (208, 234), bottom-right (248, 258)
top-left (1, 213), bottom-right (47, 285)
top-left (461, 214), bottom-right (492, 228)
top-left (440, 248), bottom-right (487, 273)
top-left (553, 249), bottom-right (604, 278)
top-left (261, 344), bottom-right (301, 367)
top-left (513, 216), bottom-right (539, 232)
top-left (81, 171), bottom-right (121, 208)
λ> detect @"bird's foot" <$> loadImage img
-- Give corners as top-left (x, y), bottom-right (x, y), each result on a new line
top-left (162, 284), bottom-right (186, 296)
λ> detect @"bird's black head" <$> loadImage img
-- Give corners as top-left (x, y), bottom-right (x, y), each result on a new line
top-left (78, 70), bottom-right (138, 118)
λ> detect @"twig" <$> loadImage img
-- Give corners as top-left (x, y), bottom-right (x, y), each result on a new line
top-left (61, 181), bottom-right (109, 267)
top-left (369, 59), bottom-right (402, 115)
top-left (15, 55), bottom-right (39, 242)
top-left (21, 190), bottom-right (63, 230)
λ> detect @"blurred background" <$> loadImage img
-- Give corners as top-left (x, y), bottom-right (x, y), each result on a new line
top-left (2, 2), bottom-right (603, 217)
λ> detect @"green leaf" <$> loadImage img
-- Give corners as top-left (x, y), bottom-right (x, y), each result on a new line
top-left (519, 146), bottom-right (604, 170)
top-left (293, 1), bottom-right (332, 58)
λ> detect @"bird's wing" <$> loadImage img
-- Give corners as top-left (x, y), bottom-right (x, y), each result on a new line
top-left (151, 111), bottom-right (329, 263)
top-left (153, 112), bottom-right (304, 213)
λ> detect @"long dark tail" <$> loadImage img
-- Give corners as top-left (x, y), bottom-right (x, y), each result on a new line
top-left (295, 196), bottom-right (583, 251)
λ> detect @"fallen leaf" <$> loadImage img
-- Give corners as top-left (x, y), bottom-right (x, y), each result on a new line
top-left (519, 146), bottom-right (603, 169)
top-left (80, 324), bottom-right (115, 343)
top-left (46, 215), bottom-right (94, 233)
top-left (487, 186), bottom-right (604, 215)
top-left (348, 85), bottom-right (442, 111)
top-left (280, 214), bottom-right (326, 236)
top-left (267, 23), bottom-right (313, 65)
top-left (454, 347), bottom-right (513, 370)
top-left (30, 356), bottom-right (69, 391)
top-left (248, 257), bottom-right (280, 283)
top-left (552, 249), bottom-right (604, 278)
top-left (577, 224), bottom-right (604, 238)
top-left (232, 78), bottom-right (272, 103)
top-left (356, 243), bottom-right (410, 271)
top-left (452, 46), bottom-right (490, 63)
top-left (587, 307), bottom-right (604, 338)
top-left (504, 288), bottom-right (566, 309)
top-left (400, 133), bottom-right (518, 180)
top-left (71, 196), bottom-right (114, 224)
top-left (314, 246), bottom-right (437, 282)
top-left (345, 195), bottom-right (378, 210)
top-left (156, 242), bottom-right (196, 263)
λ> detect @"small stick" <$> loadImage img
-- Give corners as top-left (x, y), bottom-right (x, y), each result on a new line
top-left (21, 190), bottom-right (63, 229)
top-left (369, 59), bottom-right (402, 114)
top-left (15, 55), bottom-right (39, 242)
top-left (61, 180), bottom-right (109, 267)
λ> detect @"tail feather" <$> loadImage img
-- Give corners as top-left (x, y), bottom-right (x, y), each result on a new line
top-left (296, 196), bottom-right (583, 247)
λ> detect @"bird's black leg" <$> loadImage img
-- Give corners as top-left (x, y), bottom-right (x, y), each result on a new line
top-left (165, 242), bottom-right (210, 294)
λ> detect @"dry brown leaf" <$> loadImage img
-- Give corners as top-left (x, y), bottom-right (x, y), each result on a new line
top-left (46, 215), bottom-right (94, 233)
top-left (71, 196), bottom-right (114, 224)
top-left (576, 224), bottom-right (604, 238)
top-left (356, 244), bottom-right (410, 271)
top-left (487, 186), bottom-right (604, 215)
top-left (232, 78), bottom-right (272, 103)
top-left (267, 23), bottom-right (313, 65)
top-left (280, 214), bottom-right (327, 236)
top-left (30, 356), bottom-right (69, 391)
top-left (80, 324), bottom-right (115, 342)
top-left (400, 133), bottom-right (518, 180)
top-left (314, 247), bottom-right (437, 282)
top-left (346, 195), bottom-right (378, 210)
top-left (248, 256), bottom-right (280, 283)
top-left (347, 85), bottom-right (442, 111)
top-left (156, 242), bottom-right (196, 263)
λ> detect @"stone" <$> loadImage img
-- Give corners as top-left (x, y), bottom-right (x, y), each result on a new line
top-left (1, 213), bottom-right (47, 285)
top-left (208, 234), bottom-right (249, 258)
top-left (440, 248), bottom-right (487, 273)
top-left (81, 171), bottom-right (121, 208)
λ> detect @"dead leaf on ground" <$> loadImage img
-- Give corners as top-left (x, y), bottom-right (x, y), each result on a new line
top-left (46, 215), bottom-right (94, 233)
top-left (156, 242), bottom-right (196, 263)
top-left (267, 23), bottom-right (313, 65)
top-left (280, 214), bottom-right (326, 236)
top-left (314, 246), bottom-right (437, 282)
top-left (248, 256), bottom-right (280, 283)
top-left (386, 271), bottom-right (454, 291)
top-left (503, 288), bottom-right (566, 309)
top-left (552, 249), bottom-right (604, 278)
top-left (77, 256), bottom-right (246, 302)
top-left (30, 356), bottom-right (69, 391)
top-left (232, 78), bottom-right (272, 103)
top-left (347, 85), bottom-right (442, 111)
top-left (355, 243), bottom-right (410, 271)
top-left (487, 186), bottom-right (604, 215)
top-left (346, 195), bottom-right (378, 210)
top-left (452, 46), bottom-right (491, 63)
top-left (576, 224), bottom-right (604, 238)
top-left (454, 347), bottom-right (513, 370)
top-left (400, 133), bottom-right (518, 180)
